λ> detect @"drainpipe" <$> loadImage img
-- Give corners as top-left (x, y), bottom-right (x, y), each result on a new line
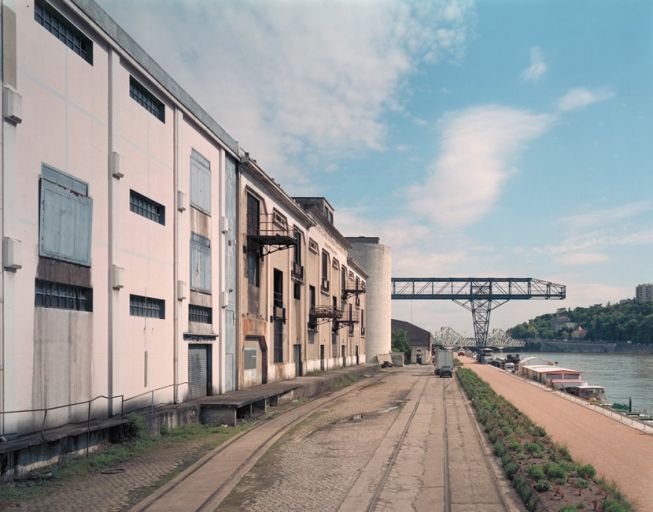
top-left (0, 0), bottom-right (6, 437)
top-left (173, 107), bottom-right (179, 403)
top-left (234, 159), bottom-right (241, 390)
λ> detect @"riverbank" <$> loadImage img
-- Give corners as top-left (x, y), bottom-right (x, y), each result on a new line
top-left (521, 340), bottom-right (653, 353)
top-left (464, 357), bottom-right (653, 511)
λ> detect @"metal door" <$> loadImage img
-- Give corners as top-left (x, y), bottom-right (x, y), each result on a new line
top-left (188, 344), bottom-right (211, 398)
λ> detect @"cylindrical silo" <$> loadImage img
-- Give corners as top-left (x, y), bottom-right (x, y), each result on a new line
top-left (346, 237), bottom-right (392, 362)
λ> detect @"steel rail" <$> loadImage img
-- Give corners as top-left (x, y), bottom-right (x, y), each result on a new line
top-left (365, 375), bottom-right (430, 512)
top-left (442, 379), bottom-right (452, 512)
top-left (133, 371), bottom-right (391, 512)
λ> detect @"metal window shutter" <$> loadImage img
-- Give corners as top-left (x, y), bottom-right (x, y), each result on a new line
top-left (188, 345), bottom-right (208, 398)
top-left (40, 180), bottom-right (92, 266)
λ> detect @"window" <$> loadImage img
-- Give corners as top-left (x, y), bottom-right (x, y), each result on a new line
top-left (130, 294), bottom-right (165, 319)
top-left (189, 304), bottom-right (212, 324)
top-left (244, 348), bottom-right (257, 370)
top-left (190, 233), bottom-right (211, 292)
top-left (129, 76), bottom-right (165, 122)
top-left (190, 150), bottom-right (211, 213)
top-left (293, 229), bottom-right (302, 265)
top-left (35, 0), bottom-right (93, 64)
top-left (293, 282), bottom-right (301, 300)
top-left (308, 238), bottom-right (319, 254)
top-left (35, 279), bottom-right (92, 311)
top-left (246, 194), bottom-right (260, 287)
top-left (39, 165), bottom-right (92, 266)
top-left (348, 304), bottom-right (354, 336)
top-left (321, 250), bottom-right (330, 292)
top-left (361, 309), bottom-right (365, 335)
top-left (308, 285), bottom-right (317, 331)
top-left (130, 190), bottom-right (165, 225)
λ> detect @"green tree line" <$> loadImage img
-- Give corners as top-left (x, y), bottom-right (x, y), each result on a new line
top-left (509, 300), bottom-right (653, 343)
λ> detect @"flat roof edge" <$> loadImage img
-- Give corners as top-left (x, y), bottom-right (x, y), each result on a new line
top-left (72, 0), bottom-right (239, 155)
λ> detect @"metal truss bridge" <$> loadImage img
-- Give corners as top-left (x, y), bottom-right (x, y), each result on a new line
top-left (392, 278), bottom-right (565, 359)
top-left (433, 327), bottom-right (524, 349)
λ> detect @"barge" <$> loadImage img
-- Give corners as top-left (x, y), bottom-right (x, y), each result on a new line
top-left (518, 357), bottom-right (607, 403)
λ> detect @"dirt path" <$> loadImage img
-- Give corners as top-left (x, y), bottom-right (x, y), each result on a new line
top-left (466, 359), bottom-right (653, 511)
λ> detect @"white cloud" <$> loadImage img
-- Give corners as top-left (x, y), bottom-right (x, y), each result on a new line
top-left (98, 0), bottom-right (475, 187)
top-left (557, 201), bottom-right (651, 230)
top-left (555, 252), bottom-right (608, 265)
top-left (521, 46), bottom-right (547, 82)
top-left (407, 105), bottom-right (553, 228)
top-left (557, 86), bottom-right (615, 112)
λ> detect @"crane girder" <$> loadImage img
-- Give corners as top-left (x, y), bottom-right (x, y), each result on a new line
top-left (391, 277), bottom-right (565, 361)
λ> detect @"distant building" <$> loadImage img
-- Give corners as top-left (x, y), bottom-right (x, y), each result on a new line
top-left (391, 319), bottom-right (431, 364)
top-left (636, 284), bottom-right (653, 303)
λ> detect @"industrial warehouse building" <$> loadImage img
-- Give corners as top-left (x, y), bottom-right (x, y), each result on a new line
top-left (0, 0), bottom-right (391, 442)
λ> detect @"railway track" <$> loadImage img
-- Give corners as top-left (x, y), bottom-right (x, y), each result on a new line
top-left (130, 371), bottom-right (391, 512)
top-left (134, 367), bottom-right (514, 512)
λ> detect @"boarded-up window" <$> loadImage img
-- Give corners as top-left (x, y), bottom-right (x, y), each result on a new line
top-left (190, 233), bottom-right (211, 292)
top-left (190, 150), bottom-right (211, 214)
top-left (39, 165), bottom-right (92, 266)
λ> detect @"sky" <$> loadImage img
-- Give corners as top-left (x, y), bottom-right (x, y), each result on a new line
top-left (97, 0), bottom-right (653, 336)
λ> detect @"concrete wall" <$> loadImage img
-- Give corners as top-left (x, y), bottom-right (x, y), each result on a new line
top-left (2, 0), bottom-right (237, 437)
top-left (347, 241), bottom-right (391, 362)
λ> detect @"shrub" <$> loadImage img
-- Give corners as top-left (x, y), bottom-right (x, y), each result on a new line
top-left (493, 440), bottom-right (506, 457)
top-left (578, 464), bottom-right (596, 479)
top-left (603, 500), bottom-right (628, 512)
top-left (558, 507), bottom-right (577, 512)
top-left (528, 465), bottom-right (545, 480)
top-left (525, 442), bottom-right (544, 456)
top-left (544, 462), bottom-right (567, 480)
top-left (535, 479), bottom-right (550, 492)
top-left (488, 429), bottom-right (499, 443)
top-left (504, 462), bottom-right (519, 479)
top-left (531, 425), bottom-right (547, 437)
top-left (508, 440), bottom-right (523, 453)
top-left (575, 478), bottom-right (589, 489)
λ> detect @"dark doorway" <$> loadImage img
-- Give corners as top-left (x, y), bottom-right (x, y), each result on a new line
top-left (320, 344), bottom-right (325, 371)
top-left (293, 344), bottom-right (302, 376)
top-left (258, 338), bottom-right (268, 384)
top-left (341, 344), bottom-right (346, 368)
top-left (355, 345), bottom-right (360, 365)
top-left (273, 269), bottom-right (284, 363)
top-left (188, 344), bottom-right (211, 398)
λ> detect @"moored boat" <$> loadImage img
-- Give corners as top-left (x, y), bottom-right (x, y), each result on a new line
top-left (518, 356), bottom-right (608, 404)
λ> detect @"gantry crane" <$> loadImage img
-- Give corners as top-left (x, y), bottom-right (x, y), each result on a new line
top-left (391, 278), bottom-right (565, 361)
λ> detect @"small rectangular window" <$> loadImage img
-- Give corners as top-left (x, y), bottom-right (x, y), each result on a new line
top-left (190, 233), bottom-right (211, 292)
top-left (35, 0), bottom-right (93, 64)
top-left (35, 279), bottom-right (93, 312)
top-left (129, 76), bottom-right (165, 122)
top-left (130, 190), bottom-right (165, 225)
top-left (189, 304), bottom-right (212, 324)
top-left (293, 282), bottom-right (301, 300)
top-left (130, 294), bottom-right (165, 319)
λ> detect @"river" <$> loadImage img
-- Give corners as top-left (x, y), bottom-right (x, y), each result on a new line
top-left (515, 352), bottom-right (653, 414)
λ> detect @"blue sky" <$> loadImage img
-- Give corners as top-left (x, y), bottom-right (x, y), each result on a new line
top-left (98, 0), bottom-right (653, 335)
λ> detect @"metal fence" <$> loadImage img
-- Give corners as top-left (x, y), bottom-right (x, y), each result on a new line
top-left (1, 381), bottom-right (191, 444)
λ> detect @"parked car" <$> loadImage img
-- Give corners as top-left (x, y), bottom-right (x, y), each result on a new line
top-left (439, 365), bottom-right (453, 378)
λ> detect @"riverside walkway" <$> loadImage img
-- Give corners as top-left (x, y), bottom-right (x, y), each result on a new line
top-left (466, 358), bottom-right (653, 511)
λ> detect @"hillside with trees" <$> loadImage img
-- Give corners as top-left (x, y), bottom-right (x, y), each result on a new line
top-left (509, 300), bottom-right (653, 344)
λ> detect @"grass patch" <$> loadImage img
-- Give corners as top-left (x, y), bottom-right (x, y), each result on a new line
top-left (0, 417), bottom-right (251, 506)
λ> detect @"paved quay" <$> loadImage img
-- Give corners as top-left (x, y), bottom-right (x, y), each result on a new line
top-left (218, 366), bottom-right (522, 512)
top-left (467, 358), bottom-right (653, 512)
